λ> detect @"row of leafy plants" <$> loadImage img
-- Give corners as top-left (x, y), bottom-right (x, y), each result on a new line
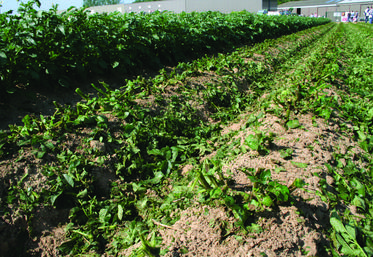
top-left (0, 0), bottom-right (330, 94)
top-left (0, 21), bottom-right (337, 255)
top-left (261, 21), bottom-right (373, 256)
top-left (326, 23), bottom-right (373, 257)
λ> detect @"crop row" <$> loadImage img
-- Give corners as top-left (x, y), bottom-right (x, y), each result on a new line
top-left (263, 22), bottom-right (373, 256)
top-left (0, 0), bottom-right (330, 95)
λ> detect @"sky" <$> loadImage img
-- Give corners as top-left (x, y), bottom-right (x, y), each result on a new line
top-left (0, 0), bottom-right (134, 13)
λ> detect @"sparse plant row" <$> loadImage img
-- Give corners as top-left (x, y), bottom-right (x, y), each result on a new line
top-left (259, 22), bottom-right (373, 256)
top-left (323, 23), bottom-right (373, 257)
top-left (249, 21), bottom-right (343, 123)
top-left (0, 0), bottom-right (330, 95)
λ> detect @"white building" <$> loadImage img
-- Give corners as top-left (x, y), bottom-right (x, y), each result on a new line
top-left (86, 0), bottom-right (277, 14)
top-left (278, 0), bottom-right (373, 21)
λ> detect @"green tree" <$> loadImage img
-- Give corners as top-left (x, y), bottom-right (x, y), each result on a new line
top-left (83, 0), bottom-right (122, 8)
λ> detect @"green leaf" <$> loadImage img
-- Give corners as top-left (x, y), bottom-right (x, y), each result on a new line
top-left (330, 211), bottom-right (368, 257)
top-left (351, 178), bottom-right (365, 197)
top-left (223, 196), bottom-right (235, 206)
top-left (112, 61), bottom-right (120, 68)
top-left (44, 141), bottom-right (55, 149)
top-left (76, 189), bottom-right (88, 199)
top-left (36, 150), bottom-right (45, 159)
top-left (277, 184), bottom-right (290, 202)
top-left (291, 161), bottom-right (308, 168)
top-left (132, 182), bottom-right (145, 193)
top-left (63, 174), bottom-right (74, 187)
top-left (50, 191), bottom-right (62, 205)
top-left (352, 196), bottom-right (366, 211)
top-left (26, 37), bottom-right (36, 45)
top-left (345, 224), bottom-right (357, 241)
top-left (245, 134), bottom-right (259, 150)
top-left (118, 204), bottom-right (123, 221)
top-left (148, 149), bottom-right (162, 156)
top-left (330, 212), bottom-right (345, 234)
top-left (335, 233), bottom-right (356, 256)
top-left (99, 208), bottom-right (109, 224)
top-left (95, 115), bottom-right (108, 124)
top-left (210, 187), bottom-right (223, 199)
top-left (57, 25), bottom-right (65, 35)
top-left (366, 108), bottom-right (373, 121)
top-left (147, 171), bottom-right (164, 185)
top-left (73, 115), bottom-right (95, 125)
top-left (280, 148), bottom-right (293, 159)
top-left (248, 199), bottom-right (260, 208)
top-left (259, 169), bottom-right (271, 181)
top-left (286, 119), bottom-right (300, 129)
top-left (290, 178), bottom-right (305, 189)
top-left (0, 51), bottom-right (7, 65)
top-left (357, 131), bottom-right (366, 142)
top-left (261, 195), bottom-right (273, 207)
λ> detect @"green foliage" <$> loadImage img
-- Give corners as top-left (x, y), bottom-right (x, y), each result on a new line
top-left (330, 210), bottom-right (369, 257)
top-left (135, 233), bottom-right (161, 257)
top-left (0, 1), bottom-right (330, 94)
top-left (242, 168), bottom-right (296, 209)
top-left (245, 131), bottom-right (275, 155)
top-left (279, 148), bottom-right (293, 160)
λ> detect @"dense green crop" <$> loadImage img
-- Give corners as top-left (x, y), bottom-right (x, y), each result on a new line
top-left (0, 0), bottom-right (329, 94)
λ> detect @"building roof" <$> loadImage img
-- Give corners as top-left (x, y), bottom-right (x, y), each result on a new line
top-left (278, 0), bottom-right (373, 8)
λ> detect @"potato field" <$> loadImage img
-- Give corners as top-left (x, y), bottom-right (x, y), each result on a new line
top-left (0, 1), bottom-right (373, 256)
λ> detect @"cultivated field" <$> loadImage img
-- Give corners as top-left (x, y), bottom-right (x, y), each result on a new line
top-left (0, 5), bottom-right (373, 256)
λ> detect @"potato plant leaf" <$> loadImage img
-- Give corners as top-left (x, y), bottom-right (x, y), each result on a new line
top-left (118, 204), bottom-right (124, 221)
top-left (63, 174), bottom-right (74, 188)
top-left (330, 210), bottom-right (368, 257)
top-left (286, 119), bottom-right (300, 129)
